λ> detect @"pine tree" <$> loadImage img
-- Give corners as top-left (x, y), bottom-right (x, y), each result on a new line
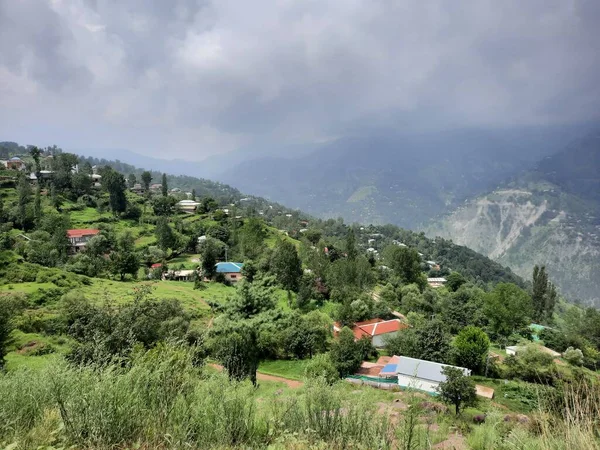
top-left (141, 171), bottom-right (152, 191)
top-left (346, 227), bottom-right (357, 261)
top-left (161, 173), bottom-right (168, 197)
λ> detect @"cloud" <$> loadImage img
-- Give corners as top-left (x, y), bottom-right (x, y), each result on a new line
top-left (0, 0), bottom-right (598, 159)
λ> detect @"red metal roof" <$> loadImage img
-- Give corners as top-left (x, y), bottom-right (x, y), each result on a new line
top-left (356, 319), bottom-right (408, 337)
top-left (151, 263), bottom-right (162, 269)
top-left (67, 229), bottom-right (100, 238)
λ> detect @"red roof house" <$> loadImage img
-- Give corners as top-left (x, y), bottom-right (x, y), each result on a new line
top-left (333, 318), bottom-right (408, 348)
top-left (66, 229), bottom-right (100, 253)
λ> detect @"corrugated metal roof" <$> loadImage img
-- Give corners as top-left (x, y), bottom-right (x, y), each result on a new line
top-left (395, 356), bottom-right (469, 382)
top-left (215, 262), bottom-right (244, 273)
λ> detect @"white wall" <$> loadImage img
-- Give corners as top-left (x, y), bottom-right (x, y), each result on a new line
top-left (397, 374), bottom-right (439, 393)
top-left (372, 332), bottom-right (397, 348)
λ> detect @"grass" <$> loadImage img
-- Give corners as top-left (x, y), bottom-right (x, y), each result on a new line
top-left (258, 359), bottom-right (308, 380)
top-left (168, 254), bottom-right (202, 269)
top-left (0, 282), bottom-right (57, 294)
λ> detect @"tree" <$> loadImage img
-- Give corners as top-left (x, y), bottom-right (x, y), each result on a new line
top-left (227, 279), bottom-right (276, 319)
top-left (329, 327), bottom-right (363, 378)
top-left (384, 246), bottom-right (424, 288)
top-left (445, 272), bottom-right (467, 292)
top-left (199, 196), bottom-right (218, 214)
top-left (71, 172), bottom-right (92, 197)
top-left (200, 237), bottom-right (219, 279)
top-left (191, 188), bottom-right (197, 200)
top-left (0, 294), bottom-right (26, 370)
top-left (127, 173), bottom-right (137, 188)
top-left (33, 184), bottom-right (42, 225)
top-left (155, 217), bottom-right (176, 251)
top-left (436, 366), bottom-right (477, 415)
top-left (239, 217), bottom-right (266, 259)
top-left (161, 173), bottom-right (168, 197)
top-left (141, 171), bottom-right (152, 191)
top-left (211, 320), bottom-right (261, 385)
top-left (385, 318), bottom-right (450, 364)
top-left (17, 173), bottom-right (31, 229)
top-left (152, 195), bottom-right (175, 216)
top-left (531, 266), bottom-right (558, 324)
top-left (270, 239), bottom-right (302, 292)
top-left (453, 326), bottom-right (490, 374)
top-left (109, 232), bottom-right (140, 280)
top-left (345, 228), bottom-right (357, 261)
top-left (304, 353), bottom-right (338, 384)
top-left (563, 347), bottom-right (584, 366)
top-left (102, 168), bottom-right (128, 215)
top-left (29, 145), bottom-right (42, 178)
top-left (484, 283), bottom-right (533, 339)
top-left (81, 161), bottom-right (93, 175)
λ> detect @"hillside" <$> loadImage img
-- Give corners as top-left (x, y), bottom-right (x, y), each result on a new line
top-left (427, 131), bottom-right (600, 306)
top-left (217, 126), bottom-right (592, 228)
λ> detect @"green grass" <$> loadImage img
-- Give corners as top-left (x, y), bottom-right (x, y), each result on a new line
top-left (0, 282), bottom-right (57, 294)
top-left (258, 359), bottom-right (308, 380)
top-left (168, 254), bottom-right (202, 269)
top-left (5, 330), bottom-right (72, 371)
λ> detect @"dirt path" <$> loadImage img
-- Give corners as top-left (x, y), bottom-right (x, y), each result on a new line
top-left (208, 363), bottom-right (304, 388)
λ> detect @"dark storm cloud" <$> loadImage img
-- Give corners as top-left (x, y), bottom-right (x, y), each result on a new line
top-left (0, 0), bottom-right (598, 158)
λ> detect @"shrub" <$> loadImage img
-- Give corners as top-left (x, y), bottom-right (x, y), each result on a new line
top-left (304, 353), bottom-right (338, 384)
top-left (563, 347), bottom-right (584, 366)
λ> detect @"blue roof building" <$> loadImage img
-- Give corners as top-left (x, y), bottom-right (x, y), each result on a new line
top-left (215, 262), bottom-right (243, 273)
top-left (215, 262), bottom-right (244, 282)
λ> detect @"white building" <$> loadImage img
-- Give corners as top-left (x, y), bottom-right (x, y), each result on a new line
top-left (381, 356), bottom-right (470, 393)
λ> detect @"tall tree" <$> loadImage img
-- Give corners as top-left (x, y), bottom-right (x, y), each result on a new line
top-left (33, 184), bottom-right (42, 225)
top-left (329, 327), bottom-right (363, 378)
top-left (141, 171), bottom-right (152, 191)
top-left (191, 188), bottom-right (197, 200)
top-left (200, 237), bottom-right (218, 279)
top-left (102, 169), bottom-right (128, 215)
top-left (270, 239), bottom-right (303, 292)
top-left (484, 283), bottom-right (532, 339)
top-left (81, 161), bottom-right (93, 175)
top-left (127, 173), bottom-right (137, 188)
top-left (211, 321), bottom-right (261, 385)
top-left (161, 173), bottom-right (168, 197)
top-left (346, 227), bottom-right (357, 261)
top-left (109, 232), bottom-right (140, 280)
top-left (532, 265), bottom-right (557, 323)
top-left (29, 145), bottom-right (42, 178)
top-left (532, 265), bottom-right (548, 323)
top-left (155, 217), bottom-right (176, 251)
top-left (17, 173), bottom-right (31, 229)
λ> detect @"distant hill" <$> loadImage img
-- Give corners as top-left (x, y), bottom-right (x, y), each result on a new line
top-left (217, 125), bottom-right (593, 228)
top-left (427, 130), bottom-right (600, 306)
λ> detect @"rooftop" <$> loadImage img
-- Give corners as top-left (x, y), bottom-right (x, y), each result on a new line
top-left (215, 262), bottom-right (244, 273)
top-left (67, 229), bottom-right (100, 238)
top-left (394, 356), bottom-right (470, 382)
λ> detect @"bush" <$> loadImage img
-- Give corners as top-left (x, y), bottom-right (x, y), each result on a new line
top-left (304, 353), bottom-right (338, 384)
top-left (563, 347), bottom-right (584, 366)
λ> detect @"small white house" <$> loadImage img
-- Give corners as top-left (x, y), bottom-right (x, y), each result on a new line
top-left (383, 356), bottom-right (470, 393)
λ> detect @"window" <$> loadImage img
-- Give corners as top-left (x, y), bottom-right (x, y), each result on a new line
top-left (230, 275), bottom-right (237, 279)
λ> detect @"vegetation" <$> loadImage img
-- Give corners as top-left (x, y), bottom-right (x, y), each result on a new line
top-left (1, 143), bottom-right (600, 448)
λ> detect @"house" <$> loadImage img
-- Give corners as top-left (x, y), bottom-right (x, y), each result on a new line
top-left (6, 157), bottom-right (25, 171)
top-left (67, 229), bottom-right (100, 253)
top-left (177, 199), bottom-right (200, 213)
top-left (90, 173), bottom-right (102, 187)
top-left (334, 318), bottom-right (408, 348)
top-left (164, 269), bottom-right (196, 281)
top-left (427, 277), bottom-right (447, 288)
top-left (150, 183), bottom-right (162, 191)
top-left (381, 356), bottom-right (471, 393)
top-left (131, 183), bottom-right (144, 194)
top-left (215, 262), bottom-right (244, 282)
top-left (426, 260), bottom-right (441, 271)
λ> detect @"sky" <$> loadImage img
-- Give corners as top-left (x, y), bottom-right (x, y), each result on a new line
top-left (1, 0), bottom-right (599, 161)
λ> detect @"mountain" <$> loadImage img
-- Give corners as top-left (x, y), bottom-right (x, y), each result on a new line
top-left (217, 125), bottom-right (593, 228)
top-left (427, 131), bottom-right (600, 306)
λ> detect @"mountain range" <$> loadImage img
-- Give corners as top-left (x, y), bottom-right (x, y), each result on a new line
top-left (428, 131), bottom-right (600, 306)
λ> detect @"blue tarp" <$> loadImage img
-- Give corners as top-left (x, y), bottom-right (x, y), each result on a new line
top-left (380, 363), bottom-right (398, 374)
